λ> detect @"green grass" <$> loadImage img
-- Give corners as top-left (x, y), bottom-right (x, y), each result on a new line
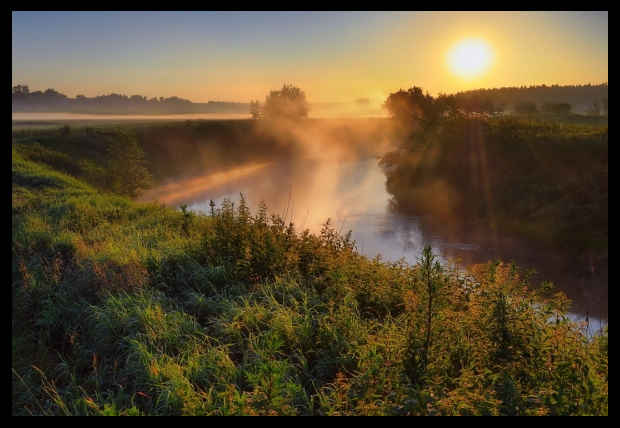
top-left (12, 126), bottom-right (607, 415)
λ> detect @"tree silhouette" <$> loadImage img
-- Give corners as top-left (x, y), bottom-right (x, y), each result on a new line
top-left (514, 101), bottom-right (538, 114)
top-left (542, 102), bottom-right (572, 115)
top-left (384, 86), bottom-right (445, 132)
top-left (12, 85), bottom-right (29, 96)
top-left (262, 84), bottom-right (309, 121)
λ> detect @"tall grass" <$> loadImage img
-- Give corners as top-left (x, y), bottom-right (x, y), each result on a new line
top-left (12, 127), bottom-right (607, 415)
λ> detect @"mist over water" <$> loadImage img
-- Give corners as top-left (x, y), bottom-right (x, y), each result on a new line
top-left (12, 105), bottom-right (388, 123)
top-left (18, 98), bottom-right (603, 326)
top-left (140, 126), bottom-right (607, 324)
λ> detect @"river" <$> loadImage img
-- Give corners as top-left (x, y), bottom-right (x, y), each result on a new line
top-left (18, 113), bottom-right (604, 325)
top-left (141, 154), bottom-right (608, 326)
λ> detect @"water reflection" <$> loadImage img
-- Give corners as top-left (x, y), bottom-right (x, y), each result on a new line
top-left (142, 156), bottom-right (607, 322)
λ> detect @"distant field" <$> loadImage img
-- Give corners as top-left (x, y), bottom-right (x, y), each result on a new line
top-left (12, 113), bottom-right (252, 133)
top-left (12, 121), bottom-right (64, 131)
top-left (12, 110), bottom-right (388, 130)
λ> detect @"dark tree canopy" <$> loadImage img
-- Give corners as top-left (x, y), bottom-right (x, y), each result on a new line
top-left (384, 87), bottom-right (448, 132)
top-left (452, 83), bottom-right (607, 113)
top-left (514, 101), bottom-right (538, 114)
top-left (385, 87), bottom-right (431, 124)
top-left (262, 84), bottom-right (309, 121)
top-left (12, 84), bottom-right (30, 96)
top-left (542, 102), bottom-right (572, 115)
top-left (105, 131), bottom-right (152, 197)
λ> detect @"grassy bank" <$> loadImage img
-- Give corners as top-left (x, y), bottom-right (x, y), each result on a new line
top-left (13, 118), bottom-right (393, 185)
top-left (12, 125), bottom-right (607, 415)
top-left (381, 116), bottom-right (608, 272)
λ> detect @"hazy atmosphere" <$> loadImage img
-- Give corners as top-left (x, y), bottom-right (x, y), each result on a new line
top-left (13, 11), bottom-right (608, 417)
top-left (13, 11), bottom-right (608, 103)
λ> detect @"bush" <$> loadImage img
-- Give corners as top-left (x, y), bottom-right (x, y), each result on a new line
top-left (262, 84), bottom-right (309, 121)
top-left (105, 131), bottom-right (152, 197)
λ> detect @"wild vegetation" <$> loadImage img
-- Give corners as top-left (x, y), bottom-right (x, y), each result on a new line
top-left (250, 84), bottom-right (309, 122)
top-left (380, 87), bottom-right (608, 280)
top-left (12, 117), bottom-right (392, 189)
top-left (12, 111), bottom-right (607, 415)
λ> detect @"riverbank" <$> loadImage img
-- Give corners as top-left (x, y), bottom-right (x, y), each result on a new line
top-left (12, 118), bottom-right (608, 319)
top-left (12, 123), bottom-right (607, 415)
top-left (380, 116), bottom-right (607, 294)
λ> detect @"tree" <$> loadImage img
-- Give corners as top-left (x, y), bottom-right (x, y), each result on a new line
top-left (384, 86), bottom-right (446, 132)
top-left (542, 102), bottom-right (572, 115)
top-left (105, 131), bottom-right (152, 198)
top-left (385, 86), bottom-right (439, 129)
top-left (262, 84), bottom-right (309, 121)
top-left (514, 101), bottom-right (538, 115)
top-left (457, 94), bottom-right (495, 114)
top-left (12, 85), bottom-right (29, 96)
top-left (43, 88), bottom-right (66, 99)
top-left (435, 93), bottom-right (460, 118)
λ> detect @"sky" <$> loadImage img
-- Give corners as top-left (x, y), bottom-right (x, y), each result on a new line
top-left (12, 11), bottom-right (608, 103)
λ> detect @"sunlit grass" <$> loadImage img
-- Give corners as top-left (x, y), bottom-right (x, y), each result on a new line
top-left (12, 123), bottom-right (607, 416)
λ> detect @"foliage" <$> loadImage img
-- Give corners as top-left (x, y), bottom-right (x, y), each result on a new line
top-left (12, 143), bottom-right (607, 415)
top-left (13, 128), bottom-right (151, 197)
top-left (541, 102), bottom-right (571, 115)
top-left (383, 87), bottom-right (445, 134)
top-left (380, 108), bottom-right (608, 272)
top-left (514, 101), bottom-right (538, 114)
top-left (451, 83), bottom-right (607, 114)
top-left (104, 130), bottom-right (152, 197)
top-left (262, 84), bottom-right (309, 121)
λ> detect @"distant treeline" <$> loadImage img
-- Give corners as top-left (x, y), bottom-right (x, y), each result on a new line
top-left (12, 83), bottom-right (609, 116)
top-left (12, 85), bottom-right (250, 115)
top-left (451, 83), bottom-right (608, 115)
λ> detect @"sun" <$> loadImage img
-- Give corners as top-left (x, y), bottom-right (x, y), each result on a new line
top-left (448, 39), bottom-right (493, 78)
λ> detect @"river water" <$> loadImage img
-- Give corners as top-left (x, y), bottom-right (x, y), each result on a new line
top-left (141, 155), bottom-right (608, 326)
top-left (18, 113), bottom-right (604, 325)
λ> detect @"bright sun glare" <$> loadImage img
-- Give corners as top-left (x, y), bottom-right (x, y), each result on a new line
top-left (448, 39), bottom-right (493, 78)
